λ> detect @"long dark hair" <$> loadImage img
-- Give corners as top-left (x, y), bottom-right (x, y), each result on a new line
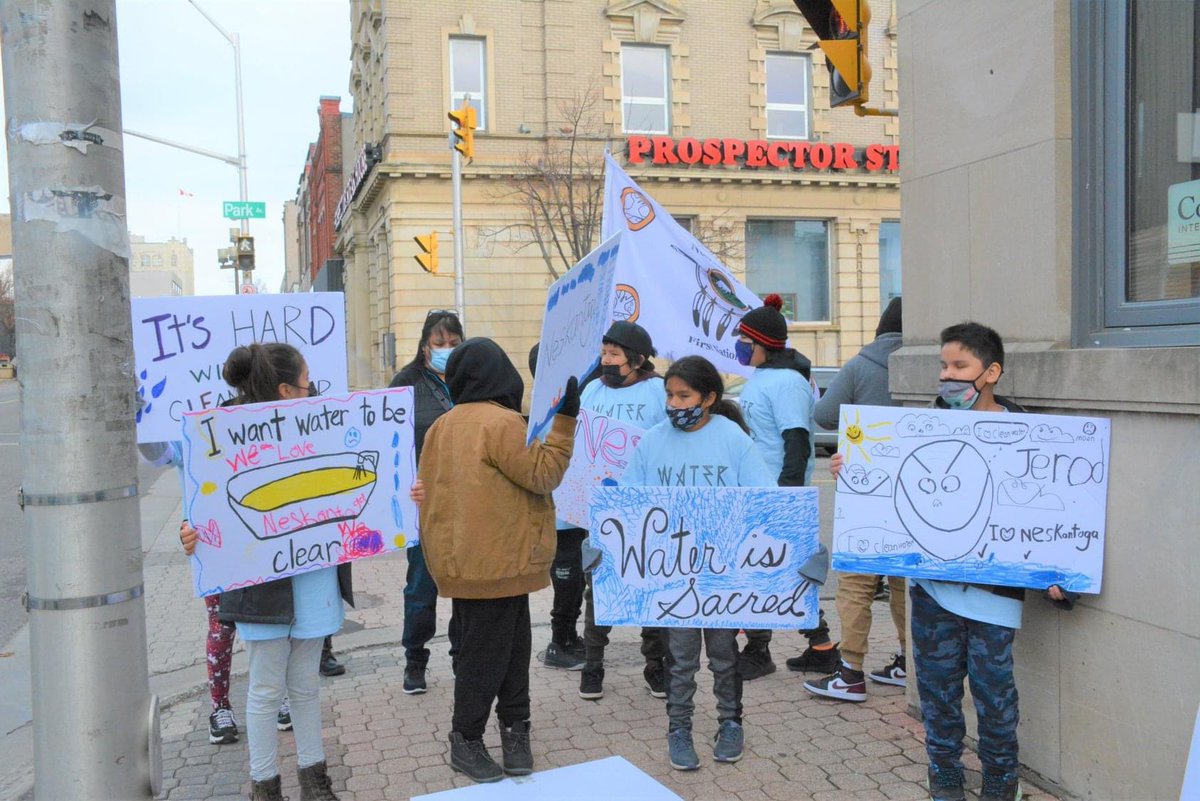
top-left (402, 310), bottom-right (465, 372)
top-left (222, 342), bottom-right (305, 404)
top-left (664, 355), bottom-right (750, 434)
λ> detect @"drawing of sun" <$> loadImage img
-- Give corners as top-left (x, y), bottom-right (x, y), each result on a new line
top-left (840, 409), bottom-right (892, 462)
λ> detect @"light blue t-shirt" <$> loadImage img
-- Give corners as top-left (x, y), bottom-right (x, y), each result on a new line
top-left (622, 414), bottom-right (775, 489)
top-left (738, 367), bottom-right (815, 485)
top-left (913, 579), bottom-right (1023, 629)
top-left (236, 567), bottom-right (346, 641)
top-left (579, 376), bottom-right (667, 428)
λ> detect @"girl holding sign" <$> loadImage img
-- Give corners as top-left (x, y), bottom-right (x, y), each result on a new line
top-left (182, 342), bottom-right (350, 801)
top-left (576, 321), bottom-right (670, 702)
top-left (620, 355), bottom-right (774, 772)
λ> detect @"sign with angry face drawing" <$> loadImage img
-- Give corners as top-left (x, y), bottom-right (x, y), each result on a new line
top-left (830, 405), bottom-right (1111, 593)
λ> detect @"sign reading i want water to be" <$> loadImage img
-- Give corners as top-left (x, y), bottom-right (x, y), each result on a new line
top-left (589, 486), bottom-right (821, 629)
top-left (526, 233), bottom-right (620, 444)
top-left (131, 293), bottom-right (348, 443)
top-left (181, 389), bottom-right (418, 597)
top-left (553, 410), bottom-right (646, 529)
top-left (831, 405), bottom-right (1110, 593)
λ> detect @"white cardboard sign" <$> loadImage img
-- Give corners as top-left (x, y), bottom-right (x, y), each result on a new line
top-left (552, 410), bottom-right (646, 529)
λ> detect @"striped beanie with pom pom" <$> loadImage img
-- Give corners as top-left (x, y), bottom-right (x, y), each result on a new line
top-left (736, 294), bottom-right (788, 350)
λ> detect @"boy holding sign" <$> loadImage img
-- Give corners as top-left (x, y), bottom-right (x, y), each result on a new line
top-left (825, 323), bottom-right (1075, 801)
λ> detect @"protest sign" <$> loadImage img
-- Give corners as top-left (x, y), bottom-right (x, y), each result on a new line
top-left (589, 486), bottom-right (820, 629)
top-left (412, 757), bottom-right (682, 801)
top-left (132, 293), bottom-right (348, 443)
top-left (602, 153), bottom-right (761, 376)
top-left (180, 389), bottom-right (417, 597)
top-left (831, 405), bottom-right (1110, 592)
top-left (552, 410), bottom-right (646, 529)
top-left (527, 234), bottom-right (620, 444)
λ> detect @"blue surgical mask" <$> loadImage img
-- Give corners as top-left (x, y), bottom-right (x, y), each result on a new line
top-left (734, 340), bottom-right (754, 366)
top-left (429, 348), bottom-right (454, 374)
top-left (666, 404), bottom-right (705, 431)
top-left (938, 372), bottom-right (985, 410)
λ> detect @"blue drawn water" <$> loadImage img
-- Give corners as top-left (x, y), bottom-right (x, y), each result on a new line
top-left (832, 552), bottom-right (1096, 593)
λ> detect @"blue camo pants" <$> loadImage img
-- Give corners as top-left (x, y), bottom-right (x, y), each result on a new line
top-left (910, 584), bottom-right (1019, 773)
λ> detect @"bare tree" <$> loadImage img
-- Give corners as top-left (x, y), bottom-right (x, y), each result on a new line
top-left (0, 264), bottom-right (14, 353)
top-left (484, 85), bottom-right (745, 280)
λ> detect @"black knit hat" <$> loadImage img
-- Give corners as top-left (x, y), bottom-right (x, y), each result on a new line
top-left (876, 296), bottom-right (902, 337)
top-left (603, 321), bottom-right (656, 358)
top-left (737, 294), bottom-right (788, 350)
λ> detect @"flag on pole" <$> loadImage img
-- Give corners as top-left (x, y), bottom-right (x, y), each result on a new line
top-left (602, 153), bottom-right (761, 376)
top-left (178, 189), bottom-right (194, 198)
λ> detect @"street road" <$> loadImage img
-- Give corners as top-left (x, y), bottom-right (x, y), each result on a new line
top-left (0, 379), bottom-right (164, 646)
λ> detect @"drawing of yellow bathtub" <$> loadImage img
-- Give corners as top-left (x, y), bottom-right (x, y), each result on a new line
top-left (226, 451), bottom-right (380, 540)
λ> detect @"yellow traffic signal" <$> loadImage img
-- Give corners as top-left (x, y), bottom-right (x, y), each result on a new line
top-left (414, 232), bottom-right (438, 274)
top-left (448, 104), bottom-right (476, 160)
top-left (794, 0), bottom-right (873, 109)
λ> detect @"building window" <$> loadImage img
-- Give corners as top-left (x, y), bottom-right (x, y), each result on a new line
top-left (879, 221), bottom-right (902, 305)
top-left (1074, 1), bottom-right (1200, 346)
top-left (449, 37), bottom-right (486, 131)
top-left (673, 215), bottom-right (695, 234)
top-left (621, 44), bottom-right (670, 134)
top-left (140, 255), bottom-right (150, 267)
top-left (766, 53), bottom-right (811, 139)
top-left (745, 219), bottom-right (830, 322)
top-left (171, 254), bottom-right (178, 267)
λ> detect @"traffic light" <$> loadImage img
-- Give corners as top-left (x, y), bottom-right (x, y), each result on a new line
top-left (448, 105), bottom-right (476, 160)
top-left (414, 232), bottom-right (438, 274)
top-left (793, 0), bottom-right (872, 108)
top-left (235, 234), bottom-right (255, 272)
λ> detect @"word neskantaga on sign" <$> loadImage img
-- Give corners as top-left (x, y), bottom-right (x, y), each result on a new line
top-left (627, 135), bottom-right (899, 172)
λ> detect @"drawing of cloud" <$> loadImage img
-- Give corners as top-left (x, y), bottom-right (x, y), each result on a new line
top-left (837, 464), bottom-right (892, 496)
top-left (1031, 424), bottom-right (1074, 443)
top-left (895, 413), bottom-right (951, 438)
top-left (870, 443), bottom-right (900, 457)
top-left (996, 478), bottom-right (1065, 511)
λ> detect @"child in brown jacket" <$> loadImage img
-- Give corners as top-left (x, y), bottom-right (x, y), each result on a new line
top-left (411, 337), bottom-right (580, 783)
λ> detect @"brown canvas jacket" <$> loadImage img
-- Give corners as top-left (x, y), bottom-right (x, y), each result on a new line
top-left (417, 401), bottom-right (575, 599)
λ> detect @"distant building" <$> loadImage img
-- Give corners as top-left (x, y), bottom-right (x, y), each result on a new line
top-left (281, 200), bottom-right (302, 293)
top-left (129, 234), bottom-right (194, 297)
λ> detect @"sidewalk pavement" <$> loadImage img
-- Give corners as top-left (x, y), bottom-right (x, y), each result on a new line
top-left (0, 468), bottom-right (1063, 801)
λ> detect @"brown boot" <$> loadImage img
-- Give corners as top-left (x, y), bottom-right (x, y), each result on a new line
top-left (248, 774), bottom-right (285, 801)
top-left (297, 760), bottom-right (340, 801)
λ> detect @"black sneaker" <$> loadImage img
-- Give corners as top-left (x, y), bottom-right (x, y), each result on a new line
top-left (403, 663), bottom-right (427, 695)
top-left (785, 642), bottom-right (841, 673)
top-left (542, 641), bottom-right (586, 670)
top-left (578, 665), bottom-right (604, 700)
top-left (737, 641), bottom-right (777, 681)
top-left (869, 653), bottom-right (907, 687)
top-left (643, 660), bottom-right (667, 698)
top-left (499, 720), bottom-right (534, 775)
top-left (319, 651), bottom-right (346, 677)
top-left (980, 768), bottom-right (1022, 801)
top-left (276, 699), bottom-right (292, 731)
top-left (208, 707), bottom-right (238, 745)
top-left (448, 732), bottom-right (503, 783)
top-left (927, 762), bottom-right (967, 801)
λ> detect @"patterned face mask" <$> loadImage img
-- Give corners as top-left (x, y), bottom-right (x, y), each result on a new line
top-left (666, 403), bottom-right (705, 431)
top-left (937, 372), bottom-right (985, 410)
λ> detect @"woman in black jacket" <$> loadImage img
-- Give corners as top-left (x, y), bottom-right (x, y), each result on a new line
top-left (388, 309), bottom-right (464, 693)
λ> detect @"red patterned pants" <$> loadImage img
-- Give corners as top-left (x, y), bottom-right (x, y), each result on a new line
top-left (204, 594), bottom-right (236, 711)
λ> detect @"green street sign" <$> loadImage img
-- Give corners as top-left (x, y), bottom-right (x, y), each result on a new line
top-left (223, 201), bottom-right (266, 219)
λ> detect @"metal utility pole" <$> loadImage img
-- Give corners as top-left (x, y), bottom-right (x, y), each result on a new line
top-left (451, 146), bottom-right (466, 323)
top-left (1, 2), bottom-right (155, 799)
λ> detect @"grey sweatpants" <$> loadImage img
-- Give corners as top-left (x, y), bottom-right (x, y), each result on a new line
top-left (245, 636), bottom-right (326, 780)
top-left (664, 628), bottom-right (743, 732)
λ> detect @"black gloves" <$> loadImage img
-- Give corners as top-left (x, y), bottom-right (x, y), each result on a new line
top-left (559, 376), bottom-right (581, 418)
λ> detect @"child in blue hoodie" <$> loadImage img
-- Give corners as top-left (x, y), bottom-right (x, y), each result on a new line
top-left (621, 356), bottom-right (774, 772)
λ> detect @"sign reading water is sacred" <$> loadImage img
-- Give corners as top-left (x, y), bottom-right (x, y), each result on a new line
top-left (589, 486), bottom-right (821, 629)
top-left (181, 389), bottom-right (417, 597)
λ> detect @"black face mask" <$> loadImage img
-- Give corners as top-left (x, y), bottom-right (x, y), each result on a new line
top-left (601, 363), bottom-right (627, 387)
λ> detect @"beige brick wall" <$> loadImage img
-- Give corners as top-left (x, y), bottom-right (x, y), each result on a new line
top-left (338, 0), bottom-right (901, 391)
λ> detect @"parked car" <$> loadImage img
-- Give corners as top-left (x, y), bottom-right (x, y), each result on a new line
top-left (726, 365), bottom-right (839, 456)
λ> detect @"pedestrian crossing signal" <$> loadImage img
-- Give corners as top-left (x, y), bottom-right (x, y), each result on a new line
top-left (448, 105), bottom-right (476, 160)
top-left (414, 232), bottom-right (438, 274)
top-left (236, 235), bottom-right (255, 271)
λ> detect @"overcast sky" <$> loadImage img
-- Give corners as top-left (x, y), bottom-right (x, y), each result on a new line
top-left (0, 0), bottom-right (353, 296)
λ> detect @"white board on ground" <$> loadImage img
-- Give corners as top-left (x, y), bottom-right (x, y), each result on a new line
top-left (526, 234), bottom-right (620, 444)
top-left (131, 292), bottom-right (348, 443)
top-left (830, 404), bottom-right (1110, 593)
top-left (411, 756), bottom-right (682, 801)
top-left (181, 388), bottom-right (417, 597)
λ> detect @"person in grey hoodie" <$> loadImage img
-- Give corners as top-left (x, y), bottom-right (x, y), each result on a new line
top-left (803, 297), bottom-right (909, 702)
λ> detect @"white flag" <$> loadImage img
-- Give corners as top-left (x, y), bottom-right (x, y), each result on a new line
top-left (602, 153), bottom-right (760, 375)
